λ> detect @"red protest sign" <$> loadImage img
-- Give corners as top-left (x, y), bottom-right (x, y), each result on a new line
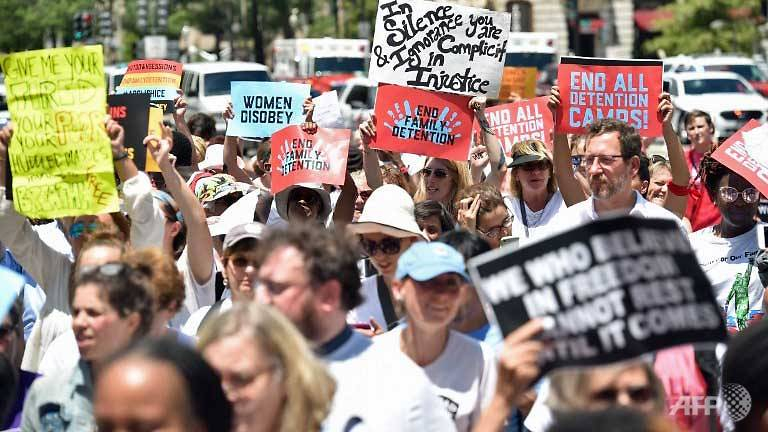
top-left (372, 84), bottom-right (473, 161)
top-left (270, 126), bottom-right (351, 194)
top-left (481, 96), bottom-right (553, 154)
top-left (711, 120), bottom-right (768, 197)
top-left (556, 57), bottom-right (663, 137)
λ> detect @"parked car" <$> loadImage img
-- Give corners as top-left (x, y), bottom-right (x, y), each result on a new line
top-left (664, 71), bottom-right (768, 139)
top-left (666, 55), bottom-right (768, 98)
top-left (0, 74), bottom-right (8, 122)
top-left (338, 77), bottom-right (376, 130)
top-left (181, 62), bottom-right (272, 133)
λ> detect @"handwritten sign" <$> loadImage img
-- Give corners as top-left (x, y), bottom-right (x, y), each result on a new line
top-left (226, 82), bottom-right (310, 138)
top-left (108, 93), bottom-right (151, 171)
top-left (373, 84), bottom-right (472, 160)
top-left (482, 96), bottom-right (553, 154)
top-left (369, 0), bottom-right (510, 98)
top-left (711, 120), bottom-right (768, 198)
top-left (313, 90), bottom-right (345, 128)
top-left (1, 45), bottom-right (118, 218)
top-left (115, 59), bottom-right (182, 114)
top-left (499, 67), bottom-right (537, 100)
top-left (270, 125), bottom-right (351, 194)
top-left (468, 216), bottom-right (727, 376)
top-left (556, 57), bottom-right (663, 137)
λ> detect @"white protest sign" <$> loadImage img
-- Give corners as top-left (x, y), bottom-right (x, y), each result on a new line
top-left (369, 0), bottom-right (510, 98)
top-left (312, 91), bottom-right (345, 128)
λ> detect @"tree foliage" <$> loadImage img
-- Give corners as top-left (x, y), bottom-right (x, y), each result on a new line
top-left (644, 0), bottom-right (762, 56)
top-left (0, 0), bottom-right (94, 53)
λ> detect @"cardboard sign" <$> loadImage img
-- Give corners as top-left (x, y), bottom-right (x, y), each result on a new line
top-left (115, 59), bottom-right (182, 114)
top-left (482, 96), bottom-right (553, 154)
top-left (226, 82), bottom-right (310, 138)
top-left (108, 93), bottom-right (151, 171)
top-left (144, 105), bottom-right (164, 172)
top-left (369, 0), bottom-right (510, 98)
top-left (313, 90), bottom-right (345, 128)
top-left (270, 125), bottom-right (351, 194)
top-left (556, 57), bottom-right (663, 137)
top-left (1, 45), bottom-right (119, 219)
top-left (468, 216), bottom-right (727, 376)
top-left (372, 84), bottom-right (473, 160)
top-left (711, 120), bottom-right (768, 197)
top-left (499, 67), bottom-right (537, 100)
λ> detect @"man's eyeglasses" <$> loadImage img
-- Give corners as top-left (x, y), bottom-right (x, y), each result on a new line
top-left (476, 216), bottom-right (512, 239)
top-left (69, 221), bottom-right (100, 240)
top-left (583, 155), bottom-right (625, 167)
top-left (719, 186), bottom-right (760, 204)
top-left (421, 167), bottom-right (449, 179)
top-left (571, 155), bottom-right (583, 167)
top-left (360, 237), bottom-right (402, 256)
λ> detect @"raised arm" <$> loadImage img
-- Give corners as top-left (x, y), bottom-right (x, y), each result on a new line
top-left (222, 102), bottom-right (253, 184)
top-left (358, 115), bottom-right (384, 189)
top-left (549, 86), bottom-right (588, 206)
top-left (107, 118), bottom-right (140, 183)
top-left (333, 171), bottom-right (357, 228)
top-left (659, 93), bottom-right (690, 218)
top-left (173, 90), bottom-right (196, 149)
top-left (471, 97), bottom-right (503, 188)
top-left (145, 125), bottom-right (213, 285)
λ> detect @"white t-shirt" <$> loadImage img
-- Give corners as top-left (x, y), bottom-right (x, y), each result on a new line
top-left (539, 191), bottom-right (686, 241)
top-left (182, 297), bottom-right (233, 337)
top-left (347, 275), bottom-right (388, 329)
top-left (324, 331), bottom-right (456, 432)
top-left (371, 327), bottom-right (497, 432)
top-left (504, 190), bottom-right (567, 247)
top-left (689, 225), bottom-right (765, 333)
top-left (170, 247), bottom-right (217, 329)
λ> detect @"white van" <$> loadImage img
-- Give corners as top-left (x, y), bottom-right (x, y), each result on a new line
top-left (181, 62), bottom-right (271, 132)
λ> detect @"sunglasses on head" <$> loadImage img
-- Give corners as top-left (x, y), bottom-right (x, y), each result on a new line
top-left (360, 237), bottom-right (402, 256)
top-left (77, 262), bottom-right (127, 279)
top-left (421, 167), bottom-right (449, 178)
top-left (69, 221), bottom-right (100, 240)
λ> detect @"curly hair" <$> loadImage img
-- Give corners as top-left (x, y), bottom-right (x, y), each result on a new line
top-left (123, 248), bottom-right (186, 314)
top-left (257, 224), bottom-right (362, 311)
top-left (699, 152), bottom-right (732, 202)
top-left (74, 263), bottom-right (155, 339)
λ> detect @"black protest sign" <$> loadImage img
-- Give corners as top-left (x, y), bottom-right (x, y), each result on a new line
top-left (467, 216), bottom-right (727, 376)
top-left (108, 93), bottom-right (151, 171)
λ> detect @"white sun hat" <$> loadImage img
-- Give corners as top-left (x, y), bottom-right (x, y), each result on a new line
top-left (347, 184), bottom-right (427, 240)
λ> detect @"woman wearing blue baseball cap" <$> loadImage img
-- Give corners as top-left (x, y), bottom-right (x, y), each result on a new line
top-left (370, 241), bottom-right (496, 432)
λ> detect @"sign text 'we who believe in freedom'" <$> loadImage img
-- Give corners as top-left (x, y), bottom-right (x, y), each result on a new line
top-left (369, 0), bottom-right (510, 98)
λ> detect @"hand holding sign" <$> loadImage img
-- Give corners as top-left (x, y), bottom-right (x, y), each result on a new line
top-left (495, 319), bottom-right (545, 404)
top-left (658, 92), bottom-right (673, 124)
top-left (173, 90), bottom-right (188, 119)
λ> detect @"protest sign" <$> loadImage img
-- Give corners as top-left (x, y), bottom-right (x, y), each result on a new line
top-left (499, 67), bottom-right (537, 100)
top-left (1, 45), bottom-right (119, 218)
top-left (481, 96), bottom-right (553, 154)
top-left (711, 120), bottom-right (768, 197)
top-left (226, 82), bottom-right (310, 138)
top-left (372, 83), bottom-right (473, 160)
top-left (270, 125), bottom-right (351, 194)
top-left (556, 57), bottom-right (663, 137)
top-left (369, 0), bottom-right (510, 98)
top-left (144, 105), bottom-right (164, 172)
top-left (312, 90), bottom-right (345, 128)
top-left (115, 59), bottom-right (182, 114)
top-left (468, 216), bottom-right (727, 376)
top-left (108, 93), bottom-right (151, 170)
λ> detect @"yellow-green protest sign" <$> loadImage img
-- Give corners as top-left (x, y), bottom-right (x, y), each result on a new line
top-left (1, 45), bottom-right (118, 219)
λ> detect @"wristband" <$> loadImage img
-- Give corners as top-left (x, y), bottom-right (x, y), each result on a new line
top-left (398, 165), bottom-right (409, 175)
top-left (666, 180), bottom-right (689, 196)
top-left (113, 150), bottom-right (130, 161)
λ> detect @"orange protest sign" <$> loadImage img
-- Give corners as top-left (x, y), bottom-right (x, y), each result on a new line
top-left (499, 67), bottom-right (537, 100)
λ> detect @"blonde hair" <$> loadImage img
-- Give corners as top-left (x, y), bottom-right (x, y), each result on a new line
top-left (508, 139), bottom-right (557, 199)
top-left (198, 303), bottom-right (335, 432)
top-left (191, 135), bottom-right (207, 165)
top-left (414, 157), bottom-right (472, 215)
top-left (547, 361), bottom-right (666, 414)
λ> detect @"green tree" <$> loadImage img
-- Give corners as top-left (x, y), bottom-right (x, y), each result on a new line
top-left (0, 0), bottom-right (94, 53)
top-left (644, 0), bottom-right (762, 56)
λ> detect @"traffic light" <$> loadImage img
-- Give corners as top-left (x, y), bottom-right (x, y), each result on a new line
top-left (157, 0), bottom-right (169, 29)
top-left (82, 13), bottom-right (93, 39)
top-left (137, 0), bottom-right (148, 33)
top-left (73, 13), bottom-right (84, 41)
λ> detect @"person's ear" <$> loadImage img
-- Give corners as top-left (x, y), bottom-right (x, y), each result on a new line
top-left (316, 280), bottom-right (342, 312)
top-left (168, 221), bottom-right (182, 238)
top-left (641, 180), bottom-right (649, 195)
top-left (125, 312), bottom-right (141, 336)
top-left (629, 155), bottom-right (640, 177)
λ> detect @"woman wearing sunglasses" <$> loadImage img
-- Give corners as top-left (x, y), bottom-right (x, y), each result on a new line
top-left (414, 159), bottom-right (473, 217)
top-left (347, 185), bottom-right (427, 331)
top-left (689, 153), bottom-right (766, 334)
top-left (21, 263), bottom-right (155, 431)
top-left (505, 139), bottom-right (568, 246)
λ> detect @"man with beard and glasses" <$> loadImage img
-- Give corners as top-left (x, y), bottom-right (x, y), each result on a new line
top-left (255, 224), bottom-right (455, 431)
top-left (543, 118), bottom-right (685, 235)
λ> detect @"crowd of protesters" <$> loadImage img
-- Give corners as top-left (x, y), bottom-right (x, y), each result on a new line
top-left (0, 74), bottom-right (767, 432)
